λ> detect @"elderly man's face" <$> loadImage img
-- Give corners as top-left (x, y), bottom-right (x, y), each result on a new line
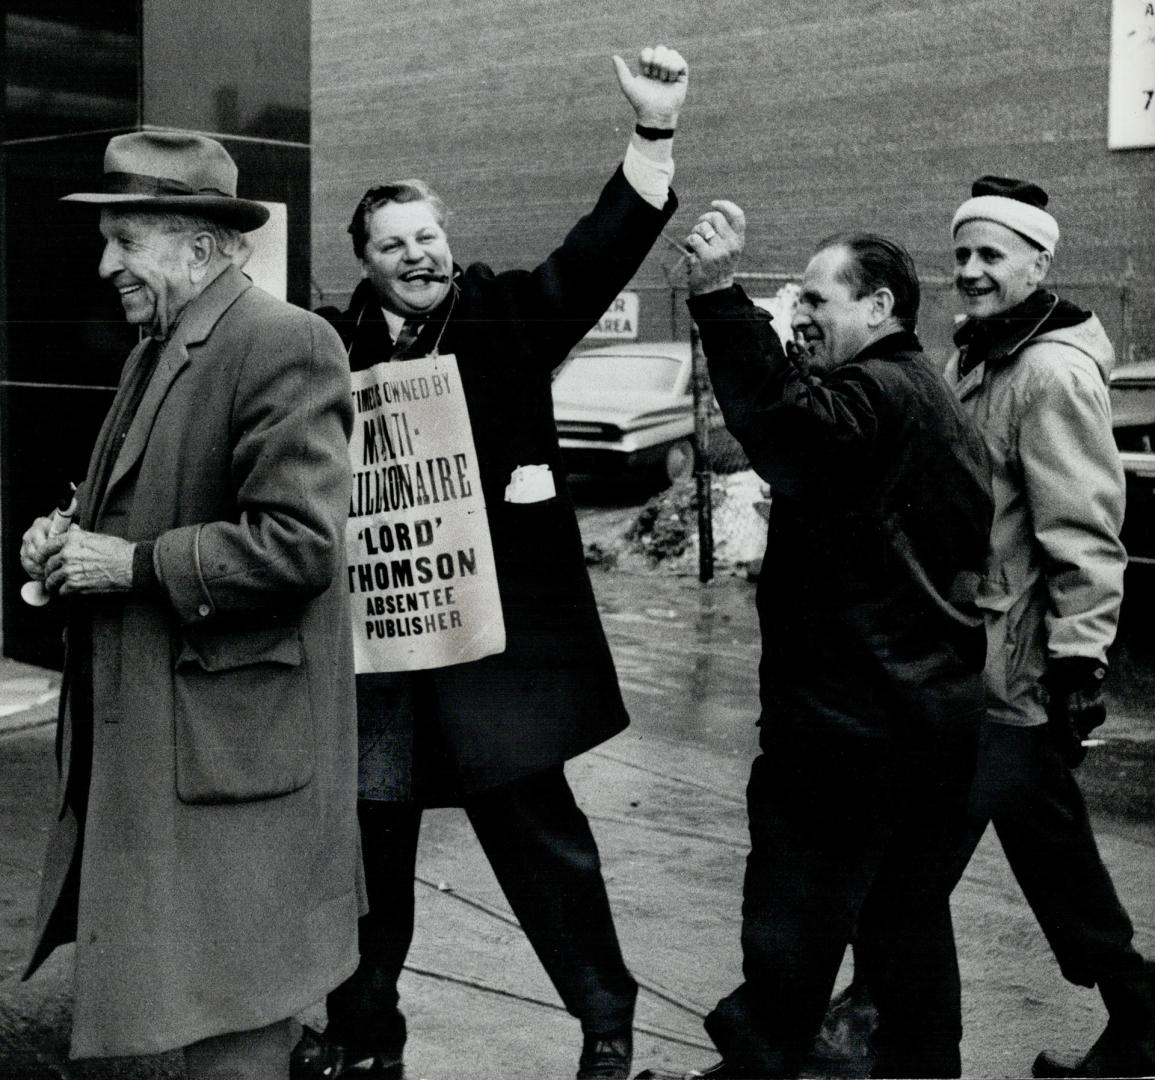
top-left (361, 200), bottom-right (453, 316)
top-left (792, 246), bottom-right (876, 371)
top-left (98, 209), bottom-right (199, 337)
top-left (953, 219), bottom-right (1051, 320)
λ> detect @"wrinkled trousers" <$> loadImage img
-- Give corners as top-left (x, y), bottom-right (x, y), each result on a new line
top-left (325, 765), bottom-right (637, 1056)
top-left (706, 706), bottom-right (981, 1078)
top-left (953, 722), bottom-right (1145, 989)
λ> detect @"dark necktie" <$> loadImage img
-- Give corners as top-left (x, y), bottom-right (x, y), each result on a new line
top-left (391, 319), bottom-right (424, 361)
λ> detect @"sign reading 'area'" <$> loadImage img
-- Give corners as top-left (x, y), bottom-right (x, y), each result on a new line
top-left (586, 292), bottom-right (639, 340)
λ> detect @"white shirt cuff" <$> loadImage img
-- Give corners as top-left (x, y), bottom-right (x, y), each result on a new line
top-left (623, 137), bottom-right (674, 210)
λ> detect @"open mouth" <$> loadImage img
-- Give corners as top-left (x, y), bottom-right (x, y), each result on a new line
top-left (400, 269), bottom-right (448, 284)
top-left (958, 283), bottom-right (995, 299)
top-left (117, 283), bottom-right (144, 298)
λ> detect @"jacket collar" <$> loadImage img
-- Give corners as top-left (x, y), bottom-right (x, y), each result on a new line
top-left (953, 289), bottom-right (1090, 375)
top-left (163, 263), bottom-right (251, 350)
top-left (852, 329), bottom-right (923, 364)
top-left (98, 265), bottom-right (251, 511)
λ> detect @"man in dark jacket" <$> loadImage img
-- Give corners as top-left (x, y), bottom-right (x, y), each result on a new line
top-left (638, 203), bottom-right (993, 1079)
top-left (292, 46), bottom-right (686, 1080)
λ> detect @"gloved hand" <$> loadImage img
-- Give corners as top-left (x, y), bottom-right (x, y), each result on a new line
top-left (1041, 657), bottom-right (1108, 767)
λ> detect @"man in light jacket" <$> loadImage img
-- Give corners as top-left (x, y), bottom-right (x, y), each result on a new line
top-left (944, 175), bottom-right (1153, 1079)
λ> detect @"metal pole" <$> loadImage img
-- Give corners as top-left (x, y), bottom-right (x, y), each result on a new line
top-left (690, 321), bottom-right (714, 583)
top-left (1120, 272), bottom-right (1133, 366)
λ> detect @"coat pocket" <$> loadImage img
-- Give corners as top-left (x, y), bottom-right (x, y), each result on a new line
top-left (173, 624), bottom-right (315, 804)
top-left (982, 585), bottom-right (1047, 725)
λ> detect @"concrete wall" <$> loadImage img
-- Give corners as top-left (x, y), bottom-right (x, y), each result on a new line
top-left (311, 0), bottom-right (1154, 364)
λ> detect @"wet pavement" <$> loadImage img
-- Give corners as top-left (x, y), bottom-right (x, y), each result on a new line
top-left (0, 548), bottom-right (1152, 1077)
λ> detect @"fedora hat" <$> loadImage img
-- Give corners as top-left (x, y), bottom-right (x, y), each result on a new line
top-left (62, 130), bottom-right (270, 232)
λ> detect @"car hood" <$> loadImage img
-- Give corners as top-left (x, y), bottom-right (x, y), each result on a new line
top-left (551, 390), bottom-right (690, 429)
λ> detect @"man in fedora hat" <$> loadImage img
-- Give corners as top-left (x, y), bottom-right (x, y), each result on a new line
top-left (19, 130), bottom-right (363, 1079)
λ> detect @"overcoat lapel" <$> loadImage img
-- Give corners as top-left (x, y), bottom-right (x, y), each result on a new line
top-left (80, 337), bottom-right (150, 529)
top-left (97, 340), bottom-right (190, 520)
top-left (97, 266), bottom-right (251, 520)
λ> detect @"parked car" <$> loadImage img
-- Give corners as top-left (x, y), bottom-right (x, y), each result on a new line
top-left (1110, 361), bottom-right (1155, 566)
top-left (551, 341), bottom-right (734, 486)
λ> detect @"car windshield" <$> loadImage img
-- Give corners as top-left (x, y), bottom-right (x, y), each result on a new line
top-left (553, 353), bottom-right (683, 395)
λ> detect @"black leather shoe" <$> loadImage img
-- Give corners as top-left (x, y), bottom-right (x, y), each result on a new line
top-left (578, 1024), bottom-right (633, 1079)
top-left (290, 1026), bottom-right (404, 1080)
top-left (1033, 1027), bottom-right (1155, 1078)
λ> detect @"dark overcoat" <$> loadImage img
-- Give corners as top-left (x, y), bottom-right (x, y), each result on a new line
top-left (687, 286), bottom-right (994, 743)
top-left (25, 267), bottom-right (363, 1058)
top-left (325, 166), bottom-right (677, 801)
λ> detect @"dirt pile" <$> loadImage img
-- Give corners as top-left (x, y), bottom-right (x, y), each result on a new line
top-left (586, 470), bottom-right (768, 576)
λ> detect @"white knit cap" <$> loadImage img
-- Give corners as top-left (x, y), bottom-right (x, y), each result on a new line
top-left (951, 173), bottom-right (1057, 257)
top-left (951, 192), bottom-right (1059, 254)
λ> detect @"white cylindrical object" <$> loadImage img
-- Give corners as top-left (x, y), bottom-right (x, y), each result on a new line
top-left (21, 495), bottom-right (78, 607)
top-left (20, 579), bottom-right (52, 608)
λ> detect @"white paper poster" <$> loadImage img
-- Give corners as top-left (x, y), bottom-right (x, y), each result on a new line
top-left (1109, 0), bottom-right (1155, 149)
top-left (345, 353), bottom-right (505, 672)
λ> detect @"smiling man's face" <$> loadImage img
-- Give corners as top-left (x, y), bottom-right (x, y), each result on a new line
top-left (792, 245), bottom-right (877, 371)
top-left (98, 209), bottom-right (199, 337)
top-left (953, 218), bottom-right (1050, 320)
top-left (361, 200), bottom-right (453, 316)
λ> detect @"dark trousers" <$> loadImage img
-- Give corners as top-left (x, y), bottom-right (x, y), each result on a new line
top-left (706, 712), bottom-right (980, 1079)
top-left (954, 722), bottom-right (1145, 989)
top-left (325, 765), bottom-right (637, 1055)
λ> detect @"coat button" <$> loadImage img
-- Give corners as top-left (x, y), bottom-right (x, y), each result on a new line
top-left (197, 604), bottom-right (210, 617)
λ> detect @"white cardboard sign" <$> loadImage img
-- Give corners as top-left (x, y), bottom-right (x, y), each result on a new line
top-left (345, 352), bottom-right (505, 672)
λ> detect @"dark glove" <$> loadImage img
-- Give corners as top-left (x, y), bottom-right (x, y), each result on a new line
top-left (1041, 657), bottom-right (1108, 768)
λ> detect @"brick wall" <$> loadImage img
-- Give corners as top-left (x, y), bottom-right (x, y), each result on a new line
top-left (312, 0), bottom-right (1154, 361)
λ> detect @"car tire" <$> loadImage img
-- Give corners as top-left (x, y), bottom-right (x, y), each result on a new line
top-left (663, 438), bottom-right (695, 485)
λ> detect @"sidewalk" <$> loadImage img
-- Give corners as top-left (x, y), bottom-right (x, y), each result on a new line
top-left (0, 570), bottom-right (1152, 1078)
top-left (0, 659), bottom-right (60, 736)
